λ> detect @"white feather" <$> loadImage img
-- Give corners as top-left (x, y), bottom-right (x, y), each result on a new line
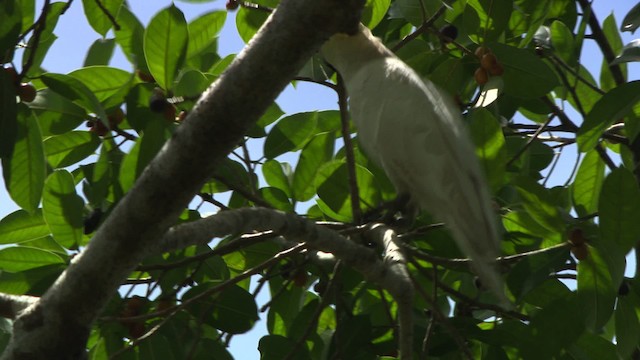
top-left (322, 25), bottom-right (505, 301)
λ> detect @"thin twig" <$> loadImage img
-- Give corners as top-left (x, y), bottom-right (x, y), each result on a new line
top-left (94, 0), bottom-right (120, 30)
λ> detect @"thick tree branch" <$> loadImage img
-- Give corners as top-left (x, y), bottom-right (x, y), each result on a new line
top-left (0, 294), bottom-right (38, 320)
top-left (2, 0), bottom-right (365, 358)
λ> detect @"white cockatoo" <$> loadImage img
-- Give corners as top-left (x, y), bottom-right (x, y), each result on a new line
top-left (321, 24), bottom-right (505, 301)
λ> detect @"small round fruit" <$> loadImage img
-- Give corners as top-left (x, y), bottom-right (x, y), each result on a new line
top-left (3, 66), bottom-right (19, 84)
top-left (474, 46), bottom-right (490, 58)
top-left (136, 70), bottom-right (155, 83)
top-left (149, 88), bottom-right (169, 113)
top-left (568, 228), bottom-right (586, 247)
top-left (127, 322), bottom-right (146, 339)
top-left (292, 270), bottom-right (308, 287)
top-left (226, 0), bottom-right (239, 10)
top-left (488, 62), bottom-right (504, 76)
top-left (571, 244), bottom-right (589, 261)
top-left (18, 83), bottom-right (36, 102)
top-left (163, 105), bottom-right (177, 122)
top-left (480, 53), bottom-right (498, 71)
top-left (156, 299), bottom-right (174, 312)
top-left (474, 67), bottom-right (489, 85)
top-left (618, 280), bottom-right (630, 296)
top-left (125, 296), bottom-right (146, 313)
top-left (89, 121), bottom-right (109, 137)
top-left (439, 24), bottom-right (458, 42)
top-left (108, 108), bottom-right (125, 127)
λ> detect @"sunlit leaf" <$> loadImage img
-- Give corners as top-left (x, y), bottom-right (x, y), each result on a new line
top-left (144, 5), bottom-right (188, 90)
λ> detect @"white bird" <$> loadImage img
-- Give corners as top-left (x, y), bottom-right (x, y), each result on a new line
top-left (321, 24), bottom-right (506, 302)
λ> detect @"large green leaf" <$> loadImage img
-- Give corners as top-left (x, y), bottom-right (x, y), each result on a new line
top-left (292, 132), bottom-right (335, 202)
top-left (119, 120), bottom-right (171, 192)
top-left (469, 108), bottom-right (506, 192)
top-left (42, 170), bottom-right (84, 248)
top-left (615, 294), bottom-right (640, 359)
top-left (81, 0), bottom-right (124, 37)
top-left (361, 0), bottom-right (391, 29)
top-left (0, 246), bottom-right (65, 272)
top-left (577, 245), bottom-right (617, 331)
top-left (84, 38), bottom-right (116, 67)
top-left (571, 150), bottom-right (604, 216)
top-left (68, 66), bottom-right (133, 107)
top-left (2, 106), bottom-right (45, 213)
top-left (43, 131), bottom-right (101, 168)
top-left (514, 176), bottom-right (565, 233)
top-left (0, 209), bottom-right (50, 245)
top-left (28, 89), bottom-right (87, 136)
top-left (490, 42), bottom-right (558, 98)
top-left (186, 11), bottom-right (226, 61)
top-left (144, 5), bottom-right (188, 90)
top-left (40, 73), bottom-right (108, 124)
top-left (235, 7), bottom-right (269, 43)
top-left (262, 159), bottom-right (292, 198)
top-left (21, 2), bottom-right (65, 78)
top-left (264, 112), bottom-right (318, 159)
top-left (577, 81), bottom-right (640, 151)
top-left (114, 5), bottom-right (147, 71)
top-left (598, 167), bottom-right (640, 253)
top-left (465, 0), bottom-right (512, 42)
top-left (600, 14), bottom-right (626, 92)
top-left (0, 0), bottom-right (21, 59)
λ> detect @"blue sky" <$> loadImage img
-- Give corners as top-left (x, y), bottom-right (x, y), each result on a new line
top-left (1, 1), bottom-right (640, 358)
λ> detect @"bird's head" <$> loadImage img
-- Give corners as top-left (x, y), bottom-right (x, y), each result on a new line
top-left (320, 24), bottom-right (393, 75)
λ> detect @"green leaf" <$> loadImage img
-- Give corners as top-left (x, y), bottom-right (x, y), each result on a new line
top-left (465, 0), bottom-right (512, 42)
top-left (514, 176), bottom-right (565, 233)
top-left (0, 0), bottom-right (22, 59)
top-left (264, 112), bottom-right (318, 159)
top-left (40, 73), bottom-right (108, 124)
top-left (577, 81), bottom-right (640, 151)
top-left (550, 20), bottom-right (576, 64)
top-left (621, 2), bottom-right (640, 33)
top-left (615, 295), bottom-right (640, 359)
top-left (114, 5), bottom-right (147, 71)
top-left (292, 132), bottom-right (335, 202)
top-left (262, 159), bottom-right (292, 198)
top-left (183, 283), bottom-right (258, 334)
top-left (2, 107), bottom-right (45, 213)
top-left (119, 120), bottom-right (171, 192)
top-left (68, 66), bottom-right (133, 106)
top-left (361, 0), bottom-right (391, 29)
top-left (0, 62), bottom-right (18, 158)
top-left (567, 332), bottom-right (618, 359)
top-left (44, 131), bottom-right (101, 168)
top-left (84, 38), bottom-right (116, 67)
top-left (186, 11), bottom-right (226, 60)
top-left (42, 170), bottom-right (84, 248)
top-left (247, 103), bottom-right (285, 138)
top-left (0, 246), bottom-right (64, 272)
top-left (611, 39), bottom-right (640, 65)
top-left (490, 42), bottom-right (558, 98)
top-left (27, 89), bottom-right (87, 136)
top-left (174, 69), bottom-right (209, 98)
top-left (21, 2), bottom-right (65, 78)
top-left (571, 150), bottom-right (604, 216)
top-left (577, 245), bottom-right (617, 331)
top-left (144, 5), bottom-right (188, 90)
top-left (315, 161), bottom-right (381, 222)
top-left (394, 0), bottom-right (444, 27)
top-left (259, 335), bottom-right (309, 360)
top-left (235, 7), bottom-right (269, 43)
top-left (81, 0), bottom-right (124, 36)
top-left (259, 187), bottom-right (292, 212)
top-left (0, 209), bottom-right (50, 245)
top-left (525, 294), bottom-right (584, 358)
top-left (598, 167), bottom-right (640, 253)
top-left (469, 109), bottom-right (506, 192)
top-left (600, 14), bottom-right (626, 91)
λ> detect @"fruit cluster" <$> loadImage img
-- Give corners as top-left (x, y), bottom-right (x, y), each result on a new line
top-left (87, 108), bottom-right (125, 137)
top-left (3, 66), bottom-right (37, 102)
top-left (473, 47), bottom-right (504, 85)
top-left (568, 228), bottom-right (589, 260)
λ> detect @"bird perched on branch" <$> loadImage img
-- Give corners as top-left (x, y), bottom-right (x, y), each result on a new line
top-left (321, 24), bottom-right (506, 302)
